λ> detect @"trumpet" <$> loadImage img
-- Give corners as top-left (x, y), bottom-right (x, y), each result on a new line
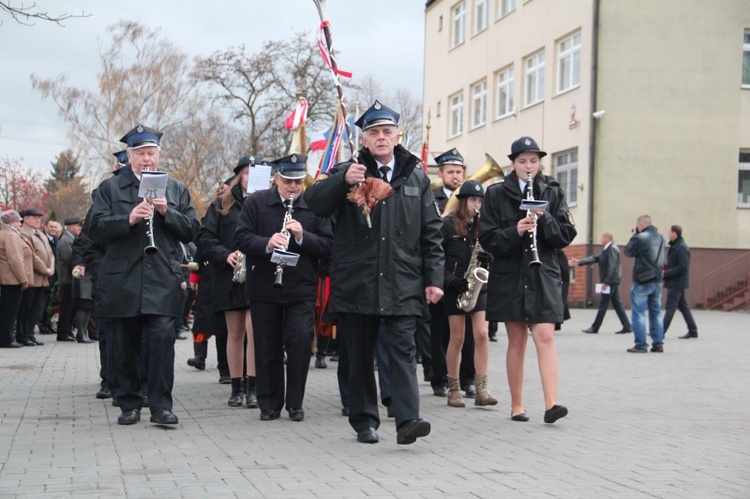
top-left (525, 172), bottom-right (542, 268)
top-left (442, 153), bottom-right (505, 215)
top-left (273, 193), bottom-right (294, 288)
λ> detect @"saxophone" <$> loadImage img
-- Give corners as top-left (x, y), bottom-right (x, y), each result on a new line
top-left (232, 251), bottom-right (246, 283)
top-left (456, 214), bottom-right (490, 313)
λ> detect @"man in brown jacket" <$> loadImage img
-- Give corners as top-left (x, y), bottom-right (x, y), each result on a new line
top-left (0, 210), bottom-right (30, 348)
top-left (18, 209), bottom-right (55, 346)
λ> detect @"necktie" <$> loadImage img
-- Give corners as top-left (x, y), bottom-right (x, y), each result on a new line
top-left (379, 165), bottom-right (390, 182)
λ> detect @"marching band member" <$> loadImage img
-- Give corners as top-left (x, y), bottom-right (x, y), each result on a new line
top-left (441, 180), bottom-right (496, 408)
top-left (90, 124), bottom-right (200, 426)
top-left (478, 137), bottom-right (576, 424)
top-left (235, 154), bottom-right (333, 422)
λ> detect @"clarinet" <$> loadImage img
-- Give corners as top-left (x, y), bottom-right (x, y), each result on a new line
top-left (525, 172), bottom-right (542, 268)
top-left (273, 193), bottom-right (294, 288)
top-left (144, 199), bottom-right (158, 255)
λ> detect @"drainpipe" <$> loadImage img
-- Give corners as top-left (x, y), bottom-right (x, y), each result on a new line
top-left (586, 0), bottom-right (601, 307)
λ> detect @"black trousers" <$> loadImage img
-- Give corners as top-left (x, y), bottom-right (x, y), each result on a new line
top-left (591, 283), bottom-right (631, 331)
top-left (16, 287), bottom-right (41, 343)
top-left (249, 301), bottom-right (314, 413)
top-left (58, 283), bottom-right (75, 335)
top-left (663, 287), bottom-right (698, 334)
top-left (341, 314), bottom-right (420, 431)
top-left (0, 285), bottom-right (23, 345)
top-left (111, 315), bottom-right (175, 414)
top-left (415, 302), bottom-right (432, 376)
top-left (429, 304), bottom-right (475, 389)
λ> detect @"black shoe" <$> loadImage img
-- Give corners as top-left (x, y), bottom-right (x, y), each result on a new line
top-left (627, 346), bottom-right (648, 353)
top-left (511, 412), bottom-right (529, 422)
top-left (615, 327), bottom-right (633, 334)
top-left (117, 409), bottom-right (141, 425)
top-left (243, 376), bottom-right (258, 408)
top-left (260, 410), bottom-right (280, 421)
top-left (186, 356), bottom-right (206, 370)
top-left (96, 387), bottom-right (111, 399)
top-left (329, 355), bottom-right (339, 362)
top-left (57, 334), bottom-right (76, 342)
top-left (581, 327), bottom-right (598, 334)
top-left (650, 344), bottom-right (664, 353)
top-left (228, 378), bottom-right (243, 407)
top-left (356, 427), bottom-right (379, 444)
top-left (30, 336), bottom-right (44, 346)
top-left (218, 374), bottom-right (231, 384)
top-left (175, 331), bottom-right (187, 340)
top-left (544, 405), bottom-right (568, 424)
top-left (150, 409), bottom-right (178, 425)
top-left (0, 342), bottom-right (22, 348)
top-left (314, 356), bottom-right (327, 369)
top-left (288, 408), bottom-right (305, 422)
top-left (20, 339), bottom-right (37, 347)
top-left (463, 383), bottom-right (476, 398)
top-left (396, 418), bottom-right (431, 445)
top-left (489, 335), bottom-right (498, 342)
top-left (679, 332), bottom-right (698, 339)
top-left (432, 385), bottom-right (448, 397)
top-left (341, 406), bottom-right (349, 417)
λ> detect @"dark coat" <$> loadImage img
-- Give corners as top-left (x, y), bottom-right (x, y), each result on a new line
top-left (190, 246), bottom-right (220, 334)
top-left (304, 144), bottom-right (444, 316)
top-left (55, 231), bottom-right (75, 286)
top-left (578, 242), bottom-right (623, 285)
top-left (235, 185), bottom-right (333, 304)
top-left (195, 185), bottom-right (249, 311)
top-left (89, 167), bottom-right (200, 318)
top-left (442, 214), bottom-right (475, 292)
top-left (624, 225), bottom-right (665, 284)
top-left (434, 187), bottom-right (450, 213)
top-left (664, 236), bottom-right (690, 289)
top-left (478, 171), bottom-right (577, 323)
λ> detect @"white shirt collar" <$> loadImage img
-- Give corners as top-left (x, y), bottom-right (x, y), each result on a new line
top-left (376, 157), bottom-right (396, 182)
top-left (603, 241), bottom-right (613, 251)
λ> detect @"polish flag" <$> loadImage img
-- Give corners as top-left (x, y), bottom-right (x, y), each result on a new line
top-left (309, 127), bottom-right (330, 151)
top-left (284, 98), bottom-right (308, 130)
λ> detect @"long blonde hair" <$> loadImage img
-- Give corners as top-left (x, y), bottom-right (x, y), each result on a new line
top-left (219, 174), bottom-right (243, 216)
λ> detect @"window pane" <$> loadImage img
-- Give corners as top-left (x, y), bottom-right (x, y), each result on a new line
top-left (739, 170), bottom-right (750, 206)
top-left (743, 52), bottom-right (750, 85)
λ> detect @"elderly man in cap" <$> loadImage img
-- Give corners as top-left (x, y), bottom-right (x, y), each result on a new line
top-left (305, 101), bottom-right (444, 445)
top-left (55, 217), bottom-right (82, 342)
top-left (16, 209), bottom-right (55, 346)
top-left (234, 154), bottom-right (333, 422)
top-left (89, 124), bottom-right (200, 426)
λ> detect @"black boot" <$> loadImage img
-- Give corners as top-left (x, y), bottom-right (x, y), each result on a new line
top-left (187, 340), bottom-right (207, 370)
top-left (228, 378), bottom-right (243, 407)
top-left (76, 330), bottom-right (93, 344)
top-left (244, 375), bottom-right (258, 408)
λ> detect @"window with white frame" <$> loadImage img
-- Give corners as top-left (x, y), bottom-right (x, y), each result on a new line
top-left (495, 65), bottom-right (514, 118)
top-left (474, 0), bottom-right (488, 34)
top-left (452, 1), bottom-right (466, 48)
top-left (524, 49), bottom-right (545, 107)
top-left (557, 31), bottom-right (581, 93)
top-left (449, 91), bottom-right (464, 138)
top-left (497, 0), bottom-right (515, 18)
top-left (739, 150), bottom-right (750, 208)
top-left (743, 30), bottom-right (750, 86)
top-left (554, 148), bottom-right (578, 205)
top-left (471, 79), bottom-right (487, 128)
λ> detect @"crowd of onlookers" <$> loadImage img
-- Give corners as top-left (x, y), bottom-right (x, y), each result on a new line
top-left (0, 209), bottom-right (93, 348)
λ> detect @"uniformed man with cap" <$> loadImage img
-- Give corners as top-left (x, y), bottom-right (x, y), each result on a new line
top-left (304, 100), bottom-right (444, 445)
top-left (55, 216), bottom-right (82, 342)
top-left (235, 154), bottom-right (333, 422)
top-left (433, 149), bottom-right (466, 213)
top-left (113, 150), bottom-right (129, 174)
top-left (89, 124), bottom-right (200, 426)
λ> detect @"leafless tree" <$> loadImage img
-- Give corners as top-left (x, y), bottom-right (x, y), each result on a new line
top-left (0, 1), bottom-right (89, 26)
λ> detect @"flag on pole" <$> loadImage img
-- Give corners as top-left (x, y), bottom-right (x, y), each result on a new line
top-left (284, 98), bottom-right (308, 130)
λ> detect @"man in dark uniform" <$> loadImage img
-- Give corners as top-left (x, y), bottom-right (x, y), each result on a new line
top-left (305, 101), bottom-right (444, 445)
top-left (235, 154), bottom-right (333, 422)
top-left (89, 124), bottom-right (200, 426)
top-left (55, 217), bottom-right (82, 342)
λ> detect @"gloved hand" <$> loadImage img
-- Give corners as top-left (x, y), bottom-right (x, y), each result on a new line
top-left (477, 251), bottom-right (493, 268)
top-left (450, 277), bottom-right (469, 293)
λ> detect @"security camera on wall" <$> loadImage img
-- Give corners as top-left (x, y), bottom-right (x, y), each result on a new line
top-left (592, 110), bottom-right (606, 119)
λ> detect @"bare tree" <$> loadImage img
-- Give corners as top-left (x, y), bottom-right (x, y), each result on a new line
top-left (0, 1), bottom-right (89, 26)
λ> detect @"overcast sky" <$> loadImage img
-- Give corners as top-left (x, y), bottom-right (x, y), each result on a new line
top-left (0, 1), bottom-right (426, 175)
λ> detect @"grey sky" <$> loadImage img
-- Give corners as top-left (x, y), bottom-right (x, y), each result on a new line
top-left (0, 1), bottom-right (426, 175)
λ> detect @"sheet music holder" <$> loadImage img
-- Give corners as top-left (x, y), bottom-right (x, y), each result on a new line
top-left (519, 199), bottom-right (549, 211)
top-left (270, 249), bottom-right (300, 267)
top-left (138, 171), bottom-right (169, 199)
top-left (247, 165), bottom-right (274, 194)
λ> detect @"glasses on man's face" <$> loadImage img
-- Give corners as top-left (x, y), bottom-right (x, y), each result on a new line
top-left (280, 177), bottom-right (304, 185)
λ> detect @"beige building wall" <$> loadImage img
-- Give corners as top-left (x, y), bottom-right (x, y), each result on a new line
top-left (595, 0), bottom-right (750, 249)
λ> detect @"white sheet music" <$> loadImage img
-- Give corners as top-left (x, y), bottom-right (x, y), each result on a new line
top-left (138, 171), bottom-right (169, 199)
top-left (247, 165), bottom-right (274, 194)
top-left (270, 249), bottom-right (300, 267)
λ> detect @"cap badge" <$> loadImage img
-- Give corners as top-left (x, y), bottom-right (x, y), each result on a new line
top-left (291, 154), bottom-right (297, 163)
top-left (452, 149), bottom-right (458, 154)
top-left (374, 102), bottom-right (382, 110)
top-left (524, 139), bottom-right (531, 146)
top-left (137, 125), bottom-right (144, 133)
top-left (474, 184), bottom-right (481, 191)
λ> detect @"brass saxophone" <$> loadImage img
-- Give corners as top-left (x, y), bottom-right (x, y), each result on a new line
top-left (456, 214), bottom-right (490, 313)
top-left (232, 251), bottom-right (246, 283)
top-left (273, 193), bottom-right (294, 288)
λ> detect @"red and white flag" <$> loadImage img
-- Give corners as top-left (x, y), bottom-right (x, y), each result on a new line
top-left (284, 98), bottom-right (308, 130)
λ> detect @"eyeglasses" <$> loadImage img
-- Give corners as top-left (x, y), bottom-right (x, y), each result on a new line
top-left (279, 177), bottom-right (305, 185)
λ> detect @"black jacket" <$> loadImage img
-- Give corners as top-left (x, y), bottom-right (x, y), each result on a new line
top-left (664, 236), bottom-right (690, 289)
top-left (235, 185), bottom-right (333, 304)
top-left (578, 242), bottom-right (622, 285)
top-left (89, 167), bottom-right (200, 318)
top-left (304, 144), bottom-right (444, 316)
top-left (624, 225), bottom-right (665, 284)
top-left (196, 184), bottom-right (250, 311)
top-left (442, 214), bottom-right (475, 292)
top-left (478, 171), bottom-right (577, 323)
